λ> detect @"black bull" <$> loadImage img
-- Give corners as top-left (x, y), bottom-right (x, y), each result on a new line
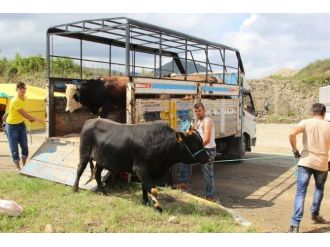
top-left (73, 118), bottom-right (210, 212)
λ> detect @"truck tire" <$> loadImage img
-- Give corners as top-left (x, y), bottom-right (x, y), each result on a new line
top-left (223, 135), bottom-right (246, 161)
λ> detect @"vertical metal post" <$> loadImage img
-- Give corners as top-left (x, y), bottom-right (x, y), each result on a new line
top-left (46, 33), bottom-right (52, 138)
top-left (238, 58), bottom-right (243, 138)
top-left (80, 39), bottom-right (83, 79)
top-left (159, 32), bottom-right (162, 78)
top-left (205, 45), bottom-right (208, 82)
top-left (184, 39), bottom-right (187, 80)
top-left (125, 23), bottom-right (134, 125)
top-left (223, 49), bottom-right (226, 84)
top-left (109, 44), bottom-right (112, 76)
top-left (154, 53), bottom-right (156, 77)
top-left (125, 24), bottom-right (130, 76)
top-left (133, 49), bottom-right (136, 76)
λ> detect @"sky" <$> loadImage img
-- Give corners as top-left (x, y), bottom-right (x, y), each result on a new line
top-left (0, 13), bottom-right (330, 79)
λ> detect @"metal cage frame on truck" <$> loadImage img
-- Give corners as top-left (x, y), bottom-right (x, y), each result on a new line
top-left (46, 17), bottom-right (245, 138)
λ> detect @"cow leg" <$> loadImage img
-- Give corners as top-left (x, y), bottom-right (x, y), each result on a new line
top-left (133, 166), bottom-right (163, 213)
top-left (94, 164), bottom-right (107, 195)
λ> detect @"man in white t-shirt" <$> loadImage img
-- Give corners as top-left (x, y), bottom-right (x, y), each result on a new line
top-left (178, 102), bottom-right (216, 201)
top-left (288, 103), bottom-right (330, 233)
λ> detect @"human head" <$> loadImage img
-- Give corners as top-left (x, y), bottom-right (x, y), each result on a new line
top-left (311, 103), bottom-right (326, 118)
top-left (194, 102), bottom-right (206, 120)
top-left (16, 81), bottom-right (26, 98)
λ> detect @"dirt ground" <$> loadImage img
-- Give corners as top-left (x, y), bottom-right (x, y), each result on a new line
top-left (1, 124), bottom-right (330, 233)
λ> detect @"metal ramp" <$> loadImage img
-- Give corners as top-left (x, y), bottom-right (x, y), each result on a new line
top-left (20, 137), bottom-right (104, 190)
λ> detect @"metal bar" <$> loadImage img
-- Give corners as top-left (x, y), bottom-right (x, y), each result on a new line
top-left (154, 53), bottom-right (156, 77)
top-left (204, 47), bottom-right (213, 74)
top-left (205, 45), bottom-right (208, 82)
top-left (159, 32), bottom-right (162, 78)
top-left (184, 39), bottom-right (187, 80)
top-left (125, 24), bottom-right (130, 76)
top-left (189, 51), bottom-right (199, 73)
top-left (109, 44), bottom-right (112, 76)
top-left (46, 33), bottom-right (52, 138)
top-left (223, 49), bottom-right (226, 83)
top-left (50, 54), bottom-right (126, 67)
top-left (80, 39), bottom-right (83, 79)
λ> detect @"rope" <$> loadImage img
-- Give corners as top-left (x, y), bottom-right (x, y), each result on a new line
top-left (26, 122), bottom-right (32, 146)
top-left (213, 154), bottom-right (294, 163)
top-left (213, 153), bottom-right (299, 177)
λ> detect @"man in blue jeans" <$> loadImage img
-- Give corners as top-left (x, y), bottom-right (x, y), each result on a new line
top-left (178, 102), bottom-right (216, 202)
top-left (288, 103), bottom-right (330, 233)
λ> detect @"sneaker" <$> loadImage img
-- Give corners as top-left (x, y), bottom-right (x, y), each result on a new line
top-left (288, 225), bottom-right (299, 233)
top-left (311, 214), bottom-right (326, 224)
top-left (206, 197), bottom-right (216, 202)
top-left (176, 183), bottom-right (189, 191)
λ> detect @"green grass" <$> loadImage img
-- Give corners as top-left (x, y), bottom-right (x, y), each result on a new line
top-left (0, 172), bottom-right (254, 233)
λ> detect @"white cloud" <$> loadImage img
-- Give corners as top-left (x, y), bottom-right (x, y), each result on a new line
top-left (222, 14), bottom-right (330, 78)
top-left (1, 14), bottom-right (330, 79)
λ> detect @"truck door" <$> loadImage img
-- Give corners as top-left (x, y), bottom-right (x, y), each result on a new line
top-left (243, 92), bottom-right (257, 149)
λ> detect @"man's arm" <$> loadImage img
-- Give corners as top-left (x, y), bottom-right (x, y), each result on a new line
top-left (17, 108), bottom-right (43, 123)
top-left (2, 112), bottom-right (8, 123)
top-left (202, 118), bottom-right (213, 146)
top-left (289, 126), bottom-right (304, 157)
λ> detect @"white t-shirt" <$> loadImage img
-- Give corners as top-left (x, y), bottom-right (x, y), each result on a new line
top-left (195, 117), bottom-right (216, 149)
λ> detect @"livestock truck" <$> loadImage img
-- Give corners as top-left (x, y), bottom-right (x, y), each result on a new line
top-left (21, 17), bottom-right (257, 188)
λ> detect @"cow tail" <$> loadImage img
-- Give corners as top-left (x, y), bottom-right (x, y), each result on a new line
top-left (73, 127), bottom-right (95, 191)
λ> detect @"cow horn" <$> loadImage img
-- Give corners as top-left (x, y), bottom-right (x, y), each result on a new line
top-left (185, 129), bottom-right (192, 136)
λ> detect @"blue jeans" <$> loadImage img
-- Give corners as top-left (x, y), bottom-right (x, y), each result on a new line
top-left (6, 122), bottom-right (29, 163)
top-left (291, 166), bottom-right (328, 227)
top-left (179, 148), bottom-right (216, 198)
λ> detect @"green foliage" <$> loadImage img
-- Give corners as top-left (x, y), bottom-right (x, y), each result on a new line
top-left (50, 57), bottom-right (80, 77)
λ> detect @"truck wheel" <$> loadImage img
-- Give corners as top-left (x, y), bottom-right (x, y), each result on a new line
top-left (225, 136), bottom-right (246, 161)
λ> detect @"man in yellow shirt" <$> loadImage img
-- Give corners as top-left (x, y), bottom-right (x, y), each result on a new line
top-left (5, 82), bottom-right (43, 170)
top-left (288, 103), bottom-right (330, 233)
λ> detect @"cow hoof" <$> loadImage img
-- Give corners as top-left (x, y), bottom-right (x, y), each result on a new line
top-left (143, 200), bottom-right (152, 207)
top-left (155, 205), bottom-right (163, 213)
top-left (93, 187), bottom-right (107, 195)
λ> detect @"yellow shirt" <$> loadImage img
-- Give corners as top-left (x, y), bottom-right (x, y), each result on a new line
top-left (297, 118), bottom-right (330, 171)
top-left (6, 96), bottom-right (26, 124)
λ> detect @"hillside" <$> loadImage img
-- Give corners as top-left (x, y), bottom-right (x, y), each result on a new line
top-left (251, 58), bottom-right (330, 123)
top-left (269, 58), bottom-right (330, 85)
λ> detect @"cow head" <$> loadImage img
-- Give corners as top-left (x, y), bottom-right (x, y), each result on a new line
top-left (65, 84), bottom-right (83, 112)
top-left (176, 126), bottom-right (210, 164)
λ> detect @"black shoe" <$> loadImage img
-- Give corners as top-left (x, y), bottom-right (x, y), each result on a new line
top-left (288, 225), bottom-right (299, 233)
top-left (311, 214), bottom-right (326, 224)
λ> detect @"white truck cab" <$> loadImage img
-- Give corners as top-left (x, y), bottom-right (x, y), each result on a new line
top-left (319, 86), bottom-right (330, 121)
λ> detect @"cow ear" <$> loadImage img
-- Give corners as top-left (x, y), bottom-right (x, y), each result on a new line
top-left (176, 132), bottom-right (185, 143)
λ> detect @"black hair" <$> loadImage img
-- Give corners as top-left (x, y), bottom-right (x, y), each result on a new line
top-left (16, 81), bottom-right (26, 89)
top-left (312, 103), bottom-right (326, 116)
top-left (194, 102), bottom-right (205, 110)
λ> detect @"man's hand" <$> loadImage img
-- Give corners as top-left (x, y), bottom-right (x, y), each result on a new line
top-left (293, 149), bottom-right (301, 159)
